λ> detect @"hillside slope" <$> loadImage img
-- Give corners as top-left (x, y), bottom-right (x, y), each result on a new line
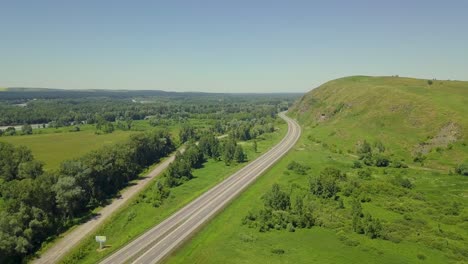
top-left (290, 76), bottom-right (468, 170)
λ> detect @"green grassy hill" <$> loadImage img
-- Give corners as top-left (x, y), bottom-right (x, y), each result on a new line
top-left (290, 76), bottom-right (468, 170)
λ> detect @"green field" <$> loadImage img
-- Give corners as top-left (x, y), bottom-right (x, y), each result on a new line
top-left (167, 76), bottom-right (468, 264)
top-left (0, 119), bottom-right (210, 170)
top-left (59, 120), bottom-right (287, 264)
top-left (0, 130), bottom-right (136, 170)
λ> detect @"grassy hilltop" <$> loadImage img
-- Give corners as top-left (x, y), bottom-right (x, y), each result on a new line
top-left (168, 76), bottom-right (468, 264)
top-left (290, 76), bottom-right (468, 170)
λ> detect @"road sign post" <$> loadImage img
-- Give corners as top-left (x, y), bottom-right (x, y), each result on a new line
top-left (95, 236), bottom-right (107, 250)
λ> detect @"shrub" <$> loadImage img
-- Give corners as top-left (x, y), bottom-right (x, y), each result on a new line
top-left (358, 169), bottom-right (372, 180)
top-left (22, 124), bottom-right (33, 135)
top-left (359, 193), bottom-right (372, 203)
top-left (391, 175), bottom-right (413, 189)
top-left (262, 184), bottom-right (290, 211)
top-left (357, 140), bottom-right (372, 158)
top-left (309, 167), bottom-right (344, 199)
top-left (391, 159), bottom-right (408, 168)
top-left (374, 154), bottom-right (390, 167)
top-left (271, 248), bottom-right (285, 255)
top-left (374, 140), bottom-right (386, 153)
top-left (126, 210), bottom-right (137, 222)
top-left (5, 127), bottom-right (16, 136)
top-left (361, 154), bottom-right (374, 166)
top-left (352, 160), bottom-right (362, 169)
top-left (455, 163), bottom-right (468, 176)
top-left (363, 214), bottom-right (383, 239)
top-left (287, 161), bottom-right (310, 175)
top-left (413, 152), bottom-right (426, 164)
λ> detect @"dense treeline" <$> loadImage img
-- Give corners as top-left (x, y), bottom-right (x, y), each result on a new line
top-left (0, 129), bottom-right (174, 261)
top-left (0, 94), bottom-right (297, 126)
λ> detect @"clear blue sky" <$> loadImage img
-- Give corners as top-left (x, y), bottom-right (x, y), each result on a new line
top-left (1, 0), bottom-right (467, 93)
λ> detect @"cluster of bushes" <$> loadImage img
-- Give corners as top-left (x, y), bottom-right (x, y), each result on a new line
top-left (243, 167), bottom-right (386, 242)
top-left (94, 115), bottom-right (131, 134)
top-left (310, 167), bottom-right (346, 198)
top-left (228, 118), bottom-right (275, 141)
top-left (0, 129), bottom-right (174, 260)
top-left (243, 168), bottom-right (347, 233)
top-left (0, 124), bottom-right (35, 137)
top-left (356, 140), bottom-right (407, 168)
top-left (287, 161), bottom-right (310, 175)
top-left (165, 144), bottom-right (204, 188)
top-left (242, 184), bottom-right (314, 232)
top-left (351, 199), bottom-right (383, 238)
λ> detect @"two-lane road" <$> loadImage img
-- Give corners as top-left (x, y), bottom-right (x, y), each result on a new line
top-left (101, 112), bottom-right (301, 264)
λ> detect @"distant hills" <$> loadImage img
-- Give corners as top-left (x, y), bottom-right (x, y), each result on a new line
top-left (1, 87), bottom-right (207, 100)
top-left (0, 87), bottom-right (302, 100)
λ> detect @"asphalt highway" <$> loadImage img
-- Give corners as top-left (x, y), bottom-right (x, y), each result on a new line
top-left (100, 112), bottom-right (301, 264)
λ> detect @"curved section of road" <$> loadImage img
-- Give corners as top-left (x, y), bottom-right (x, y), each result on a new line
top-left (101, 112), bottom-right (301, 264)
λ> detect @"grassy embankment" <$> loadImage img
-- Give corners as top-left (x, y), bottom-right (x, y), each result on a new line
top-left (58, 119), bottom-right (287, 263)
top-left (167, 76), bottom-right (468, 264)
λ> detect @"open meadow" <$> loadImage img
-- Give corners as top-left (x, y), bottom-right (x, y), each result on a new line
top-left (0, 131), bottom-right (136, 170)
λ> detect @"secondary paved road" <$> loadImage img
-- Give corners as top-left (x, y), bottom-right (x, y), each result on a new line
top-left (101, 112), bottom-right (301, 264)
top-left (34, 149), bottom-right (181, 264)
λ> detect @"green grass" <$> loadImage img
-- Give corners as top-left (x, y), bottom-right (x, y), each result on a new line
top-left (167, 133), bottom-right (464, 264)
top-left (0, 87), bottom-right (7, 91)
top-left (58, 120), bottom-right (287, 264)
top-left (0, 130), bottom-right (136, 170)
